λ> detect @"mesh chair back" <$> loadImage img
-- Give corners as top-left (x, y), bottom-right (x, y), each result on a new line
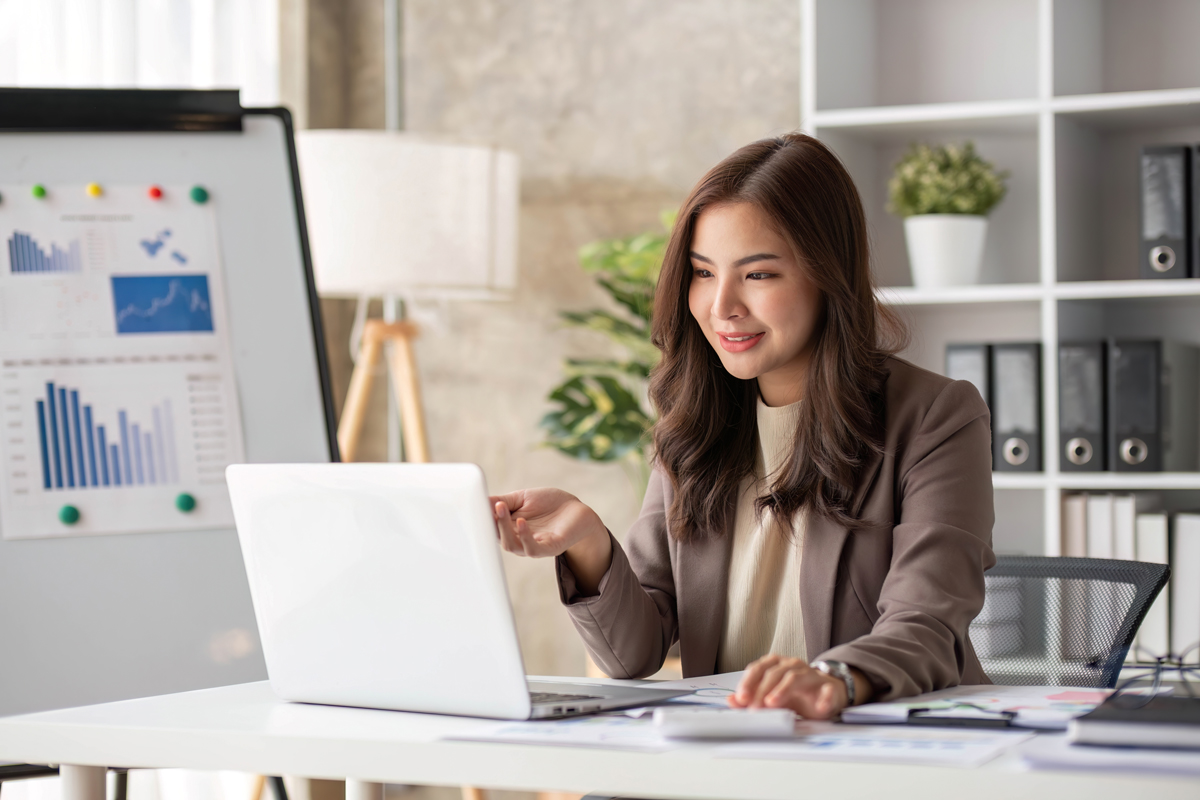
top-left (969, 556), bottom-right (1169, 688)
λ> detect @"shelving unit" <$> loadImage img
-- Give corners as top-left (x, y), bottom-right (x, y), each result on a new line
top-left (802, 0), bottom-right (1200, 561)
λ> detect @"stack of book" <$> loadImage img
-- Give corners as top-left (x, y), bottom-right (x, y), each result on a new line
top-left (1061, 494), bottom-right (1200, 664)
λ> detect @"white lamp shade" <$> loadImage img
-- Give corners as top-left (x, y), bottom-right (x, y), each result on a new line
top-left (295, 130), bottom-right (519, 298)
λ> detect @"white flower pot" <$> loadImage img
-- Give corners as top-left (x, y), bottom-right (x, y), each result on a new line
top-left (903, 214), bottom-right (988, 288)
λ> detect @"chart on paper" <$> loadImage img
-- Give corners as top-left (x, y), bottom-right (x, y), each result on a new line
top-left (0, 184), bottom-right (244, 538)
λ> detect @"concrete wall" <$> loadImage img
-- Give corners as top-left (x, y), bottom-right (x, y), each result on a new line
top-left (286, 0), bottom-right (800, 676)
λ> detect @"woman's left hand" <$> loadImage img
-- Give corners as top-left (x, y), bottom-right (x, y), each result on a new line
top-left (728, 655), bottom-right (867, 719)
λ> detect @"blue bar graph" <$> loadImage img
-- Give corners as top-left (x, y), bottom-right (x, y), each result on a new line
top-left (35, 382), bottom-right (179, 492)
top-left (7, 232), bottom-right (82, 273)
top-left (45, 384), bottom-right (62, 488)
top-left (36, 401), bottom-right (51, 489)
top-left (58, 388), bottom-right (74, 488)
top-left (97, 424), bottom-right (109, 486)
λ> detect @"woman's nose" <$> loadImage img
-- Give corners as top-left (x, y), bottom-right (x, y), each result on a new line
top-left (712, 277), bottom-right (744, 319)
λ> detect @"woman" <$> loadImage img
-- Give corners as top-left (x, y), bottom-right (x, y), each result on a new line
top-left (492, 133), bottom-right (995, 720)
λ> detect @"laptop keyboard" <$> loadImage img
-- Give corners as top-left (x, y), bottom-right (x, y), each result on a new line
top-left (529, 691), bottom-right (604, 704)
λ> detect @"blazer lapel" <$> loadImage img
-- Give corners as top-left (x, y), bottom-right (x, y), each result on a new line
top-left (800, 448), bottom-right (884, 657)
top-left (676, 521), bottom-right (734, 677)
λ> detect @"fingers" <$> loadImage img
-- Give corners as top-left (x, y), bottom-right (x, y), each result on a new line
top-left (490, 491), bottom-right (525, 516)
top-left (750, 660), bottom-right (798, 707)
top-left (732, 655), bottom-right (781, 707)
top-left (494, 501), bottom-right (524, 554)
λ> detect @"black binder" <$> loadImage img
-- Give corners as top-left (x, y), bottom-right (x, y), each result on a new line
top-left (1058, 342), bottom-right (1105, 472)
top-left (1108, 340), bottom-right (1200, 472)
top-left (991, 343), bottom-right (1041, 472)
top-left (1109, 340), bottom-right (1161, 471)
top-left (1139, 145), bottom-right (1191, 279)
top-left (945, 343), bottom-right (991, 408)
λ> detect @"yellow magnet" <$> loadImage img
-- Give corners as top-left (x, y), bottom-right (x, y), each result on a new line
top-left (86, 182), bottom-right (103, 197)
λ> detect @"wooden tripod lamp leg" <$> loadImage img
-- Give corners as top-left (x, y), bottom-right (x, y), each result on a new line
top-left (384, 326), bottom-right (430, 463)
top-left (337, 324), bottom-right (383, 463)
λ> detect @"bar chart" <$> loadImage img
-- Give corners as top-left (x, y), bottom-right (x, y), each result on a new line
top-left (35, 382), bottom-right (179, 491)
top-left (8, 231), bottom-right (83, 273)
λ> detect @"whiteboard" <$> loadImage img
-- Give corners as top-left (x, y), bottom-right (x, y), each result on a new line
top-left (0, 95), bottom-right (336, 715)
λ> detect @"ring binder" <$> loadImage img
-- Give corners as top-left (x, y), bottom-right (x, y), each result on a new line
top-left (1139, 145), bottom-right (1191, 279)
top-left (992, 343), bottom-right (1041, 472)
top-left (1059, 342), bottom-right (1105, 472)
top-left (1107, 340), bottom-right (1199, 472)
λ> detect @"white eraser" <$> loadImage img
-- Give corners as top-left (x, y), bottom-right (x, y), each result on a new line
top-left (652, 706), bottom-right (796, 739)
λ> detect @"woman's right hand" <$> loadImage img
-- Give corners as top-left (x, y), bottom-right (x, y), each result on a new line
top-left (491, 488), bottom-right (613, 595)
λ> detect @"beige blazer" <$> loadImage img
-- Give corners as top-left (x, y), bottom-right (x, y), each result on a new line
top-left (555, 357), bottom-right (995, 701)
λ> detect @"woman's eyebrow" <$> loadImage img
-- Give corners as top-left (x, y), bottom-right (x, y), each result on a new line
top-left (689, 251), bottom-right (781, 267)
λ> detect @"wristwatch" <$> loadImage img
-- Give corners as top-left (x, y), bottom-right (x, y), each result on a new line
top-left (812, 659), bottom-right (856, 707)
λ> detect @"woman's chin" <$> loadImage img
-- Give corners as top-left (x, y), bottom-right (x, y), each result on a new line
top-left (718, 358), bottom-right (763, 381)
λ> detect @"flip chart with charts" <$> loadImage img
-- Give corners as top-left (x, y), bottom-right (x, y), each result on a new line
top-left (0, 183), bottom-right (245, 538)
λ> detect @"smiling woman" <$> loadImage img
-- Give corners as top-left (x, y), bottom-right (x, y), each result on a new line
top-left (491, 133), bottom-right (996, 720)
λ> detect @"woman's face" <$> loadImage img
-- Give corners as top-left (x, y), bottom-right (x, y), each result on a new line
top-left (687, 202), bottom-right (822, 407)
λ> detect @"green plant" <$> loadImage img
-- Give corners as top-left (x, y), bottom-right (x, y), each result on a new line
top-left (888, 141), bottom-right (1009, 218)
top-left (540, 212), bottom-right (671, 488)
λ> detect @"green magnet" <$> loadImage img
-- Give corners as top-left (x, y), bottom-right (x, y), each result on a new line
top-left (58, 505), bottom-right (80, 525)
top-left (189, 185), bottom-right (209, 204)
top-left (175, 492), bottom-right (197, 513)
top-left (31, 184), bottom-right (46, 199)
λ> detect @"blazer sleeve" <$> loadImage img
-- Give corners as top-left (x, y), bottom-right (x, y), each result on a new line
top-left (818, 380), bottom-right (996, 700)
top-left (554, 468), bottom-right (678, 678)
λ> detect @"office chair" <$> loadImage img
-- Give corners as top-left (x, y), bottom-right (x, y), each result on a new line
top-left (970, 556), bottom-right (1169, 689)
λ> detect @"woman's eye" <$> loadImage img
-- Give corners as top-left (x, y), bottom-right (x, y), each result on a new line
top-left (747, 272), bottom-right (774, 280)
top-left (693, 268), bottom-right (713, 278)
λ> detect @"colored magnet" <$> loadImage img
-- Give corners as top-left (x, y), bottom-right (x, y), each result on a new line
top-left (31, 184), bottom-right (46, 199)
top-left (148, 185), bottom-right (163, 200)
top-left (86, 182), bottom-right (103, 197)
top-left (58, 505), bottom-right (81, 525)
top-left (189, 185), bottom-right (209, 204)
top-left (175, 492), bottom-right (197, 513)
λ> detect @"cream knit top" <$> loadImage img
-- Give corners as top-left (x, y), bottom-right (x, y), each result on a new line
top-left (715, 396), bottom-right (807, 673)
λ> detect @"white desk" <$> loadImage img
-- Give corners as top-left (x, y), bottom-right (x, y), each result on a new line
top-left (0, 681), bottom-right (1193, 800)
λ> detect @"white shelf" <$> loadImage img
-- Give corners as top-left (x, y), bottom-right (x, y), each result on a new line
top-left (811, 100), bottom-right (1039, 139)
top-left (877, 280), bottom-right (1200, 306)
top-left (1054, 280), bottom-right (1200, 301)
top-left (1051, 88), bottom-right (1200, 128)
top-left (877, 284), bottom-right (1043, 306)
top-left (1057, 473), bottom-right (1200, 491)
top-left (811, 90), bottom-right (1200, 135)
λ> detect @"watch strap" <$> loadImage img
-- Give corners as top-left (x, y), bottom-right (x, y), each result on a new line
top-left (812, 659), bottom-right (856, 707)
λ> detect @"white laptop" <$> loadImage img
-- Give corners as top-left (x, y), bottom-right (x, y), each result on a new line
top-left (225, 462), bottom-right (688, 719)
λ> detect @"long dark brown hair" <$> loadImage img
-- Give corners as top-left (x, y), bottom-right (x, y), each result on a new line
top-left (649, 133), bottom-right (905, 540)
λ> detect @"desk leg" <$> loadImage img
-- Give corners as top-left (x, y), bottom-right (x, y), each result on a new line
top-left (60, 766), bottom-right (105, 800)
top-left (345, 781), bottom-right (382, 800)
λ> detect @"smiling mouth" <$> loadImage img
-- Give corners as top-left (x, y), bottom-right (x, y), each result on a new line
top-left (717, 332), bottom-right (765, 352)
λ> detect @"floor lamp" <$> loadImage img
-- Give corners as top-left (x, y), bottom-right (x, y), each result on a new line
top-left (295, 131), bottom-right (519, 464)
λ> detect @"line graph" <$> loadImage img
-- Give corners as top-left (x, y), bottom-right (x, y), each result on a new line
top-left (111, 275), bottom-right (213, 334)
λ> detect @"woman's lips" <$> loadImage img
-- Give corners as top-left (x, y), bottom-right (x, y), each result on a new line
top-left (717, 332), bottom-right (765, 352)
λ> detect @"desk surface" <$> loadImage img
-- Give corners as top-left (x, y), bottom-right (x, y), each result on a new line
top-left (0, 681), bottom-right (1194, 800)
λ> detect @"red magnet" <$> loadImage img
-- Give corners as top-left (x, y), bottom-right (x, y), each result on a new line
top-left (148, 185), bottom-right (163, 200)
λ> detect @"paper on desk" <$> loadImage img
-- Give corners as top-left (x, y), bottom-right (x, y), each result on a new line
top-left (652, 671), bottom-right (744, 706)
top-left (1018, 734), bottom-right (1200, 776)
top-left (717, 721), bottom-right (1033, 768)
top-left (842, 684), bottom-right (1109, 730)
top-left (449, 714), bottom-right (1032, 767)
top-left (449, 715), bottom-right (674, 752)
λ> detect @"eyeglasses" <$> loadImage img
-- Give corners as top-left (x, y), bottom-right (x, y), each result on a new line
top-left (1108, 642), bottom-right (1200, 710)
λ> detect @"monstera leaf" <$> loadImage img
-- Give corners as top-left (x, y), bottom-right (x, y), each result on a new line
top-left (541, 375), bottom-right (652, 461)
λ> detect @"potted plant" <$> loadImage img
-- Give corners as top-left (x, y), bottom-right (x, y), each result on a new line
top-left (888, 141), bottom-right (1008, 288)
top-left (539, 214), bottom-right (670, 495)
